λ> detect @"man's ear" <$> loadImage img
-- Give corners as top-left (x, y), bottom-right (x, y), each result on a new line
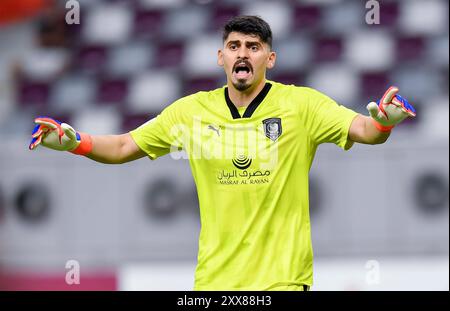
top-left (217, 49), bottom-right (224, 67)
top-left (267, 51), bottom-right (276, 69)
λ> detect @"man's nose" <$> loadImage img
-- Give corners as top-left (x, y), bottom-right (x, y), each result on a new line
top-left (237, 46), bottom-right (249, 59)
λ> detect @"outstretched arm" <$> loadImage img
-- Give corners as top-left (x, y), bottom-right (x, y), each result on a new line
top-left (87, 133), bottom-right (146, 164)
top-left (29, 117), bottom-right (146, 164)
top-left (348, 86), bottom-right (416, 145)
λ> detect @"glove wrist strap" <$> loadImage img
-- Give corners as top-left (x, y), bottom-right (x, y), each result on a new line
top-left (371, 119), bottom-right (394, 132)
top-left (70, 132), bottom-right (93, 156)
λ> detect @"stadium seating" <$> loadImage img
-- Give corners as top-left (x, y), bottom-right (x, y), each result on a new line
top-left (4, 0), bottom-right (446, 135)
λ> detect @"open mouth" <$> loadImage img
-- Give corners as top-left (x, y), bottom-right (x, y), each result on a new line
top-left (233, 62), bottom-right (253, 80)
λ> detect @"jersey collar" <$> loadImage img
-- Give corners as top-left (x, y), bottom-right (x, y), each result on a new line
top-left (224, 82), bottom-right (272, 119)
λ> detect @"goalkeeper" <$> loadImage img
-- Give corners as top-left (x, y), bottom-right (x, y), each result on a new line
top-left (29, 16), bottom-right (415, 291)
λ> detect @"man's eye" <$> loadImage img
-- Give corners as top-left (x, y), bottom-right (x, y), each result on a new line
top-left (250, 45), bottom-right (259, 51)
top-left (230, 45), bottom-right (237, 50)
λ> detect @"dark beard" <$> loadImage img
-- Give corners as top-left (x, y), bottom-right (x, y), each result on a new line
top-left (233, 80), bottom-right (251, 91)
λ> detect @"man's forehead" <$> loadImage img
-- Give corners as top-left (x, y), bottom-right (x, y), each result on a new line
top-left (225, 32), bottom-right (263, 44)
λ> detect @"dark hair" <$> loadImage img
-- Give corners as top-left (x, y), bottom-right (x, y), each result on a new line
top-left (222, 15), bottom-right (273, 49)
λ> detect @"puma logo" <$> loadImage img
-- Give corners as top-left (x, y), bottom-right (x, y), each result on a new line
top-left (207, 125), bottom-right (220, 136)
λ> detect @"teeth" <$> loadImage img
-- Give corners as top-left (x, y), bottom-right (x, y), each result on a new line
top-left (235, 62), bottom-right (249, 68)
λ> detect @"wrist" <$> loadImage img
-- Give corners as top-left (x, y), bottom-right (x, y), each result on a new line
top-left (371, 119), bottom-right (394, 133)
top-left (70, 132), bottom-right (93, 155)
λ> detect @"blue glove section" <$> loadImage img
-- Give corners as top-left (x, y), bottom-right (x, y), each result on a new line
top-left (29, 124), bottom-right (42, 149)
top-left (394, 95), bottom-right (416, 114)
top-left (376, 94), bottom-right (416, 116)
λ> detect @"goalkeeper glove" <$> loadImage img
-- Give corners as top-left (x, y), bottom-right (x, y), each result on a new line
top-left (366, 86), bottom-right (416, 132)
top-left (29, 117), bottom-right (92, 155)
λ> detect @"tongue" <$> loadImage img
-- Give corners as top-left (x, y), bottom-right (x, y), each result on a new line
top-left (235, 70), bottom-right (250, 79)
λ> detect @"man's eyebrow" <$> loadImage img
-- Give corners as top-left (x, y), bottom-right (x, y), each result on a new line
top-left (226, 40), bottom-right (241, 46)
top-left (245, 41), bottom-right (262, 46)
top-left (226, 40), bottom-right (262, 46)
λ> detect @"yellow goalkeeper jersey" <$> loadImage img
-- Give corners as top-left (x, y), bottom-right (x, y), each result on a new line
top-left (130, 80), bottom-right (358, 290)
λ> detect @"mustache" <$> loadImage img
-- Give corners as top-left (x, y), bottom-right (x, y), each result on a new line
top-left (232, 59), bottom-right (253, 73)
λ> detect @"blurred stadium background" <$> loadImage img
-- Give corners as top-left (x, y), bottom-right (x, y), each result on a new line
top-left (0, 0), bottom-right (448, 290)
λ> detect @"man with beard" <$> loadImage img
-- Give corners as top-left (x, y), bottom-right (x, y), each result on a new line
top-left (29, 15), bottom-right (416, 291)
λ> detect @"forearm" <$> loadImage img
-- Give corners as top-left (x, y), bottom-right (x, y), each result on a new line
top-left (86, 134), bottom-right (138, 164)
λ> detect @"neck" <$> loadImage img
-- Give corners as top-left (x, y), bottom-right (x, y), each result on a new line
top-left (227, 78), bottom-right (267, 108)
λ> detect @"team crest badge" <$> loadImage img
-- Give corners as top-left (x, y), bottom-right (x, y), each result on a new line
top-left (262, 118), bottom-right (282, 141)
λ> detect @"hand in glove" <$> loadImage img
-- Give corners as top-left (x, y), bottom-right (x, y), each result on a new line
top-left (29, 117), bottom-right (92, 155)
top-left (366, 86), bottom-right (416, 132)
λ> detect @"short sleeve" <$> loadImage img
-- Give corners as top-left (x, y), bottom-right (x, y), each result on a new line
top-left (129, 100), bottom-right (186, 160)
top-left (298, 87), bottom-right (358, 150)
